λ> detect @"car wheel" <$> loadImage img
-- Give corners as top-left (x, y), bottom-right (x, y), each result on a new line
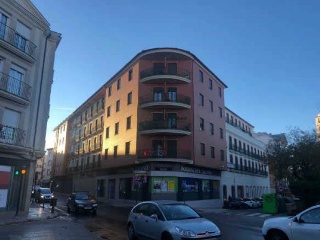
top-left (267, 230), bottom-right (289, 240)
top-left (162, 232), bottom-right (173, 240)
top-left (127, 223), bottom-right (137, 240)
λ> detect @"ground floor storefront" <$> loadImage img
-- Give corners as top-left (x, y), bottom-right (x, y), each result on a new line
top-left (70, 162), bottom-right (223, 208)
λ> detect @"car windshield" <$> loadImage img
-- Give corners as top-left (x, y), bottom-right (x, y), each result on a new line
top-left (41, 189), bottom-right (51, 194)
top-left (159, 204), bottom-right (200, 221)
top-left (75, 193), bottom-right (89, 200)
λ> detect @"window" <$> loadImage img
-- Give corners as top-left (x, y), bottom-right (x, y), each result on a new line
top-left (0, 13), bottom-right (8, 40)
top-left (199, 93), bottom-right (204, 106)
top-left (106, 127), bottom-right (109, 138)
top-left (211, 147), bottom-right (215, 158)
top-left (200, 143), bottom-right (205, 156)
top-left (104, 148), bottom-right (108, 160)
top-left (200, 118), bottom-right (204, 131)
top-left (107, 86), bottom-right (112, 97)
top-left (230, 154), bottom-right (233, 163)
top-left (219, 107), bottom-right (223, 118)
top-left (219, 87), bottom-right (222, 97)
top-left (128, 69), bottom-right (133, 81)
top-left (127, 92), bottom-right (132, 105)
top-left (115, 122), bottom-right (119, 135)
top-left (107, 106), bottom-right (111, 117)
top-left (210, 123), bottom-right (214, 135)
top-left (220, 150), bottom-right (225, 161)
top-left (117, 79), bottom-right (121, 90)
top-left (125, 142), bottom-right (130, 155)
top-left (114, 146), bottom-right (118, 158)
top-left (199, 70), bottom-right (203, 82)
top-left (116, 100), bottom-right (120, 112)
top-left (209, 100), bottom-right (213, 112)
top-left (14, 22), bottom-right (30, 52)
top-left (9, 66), bottom-right (24, 96)
top-left (126, 116), bottom-right (131, 129)
top-left (220, 128), bottom-right (223, 139)
top-left (209, 78), bottom-right (213, 90)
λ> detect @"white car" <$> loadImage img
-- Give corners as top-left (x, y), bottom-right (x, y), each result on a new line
top-left (243, 198), bottom-right (259, 208)
top-left (262, 204), bottom-right (320, 240)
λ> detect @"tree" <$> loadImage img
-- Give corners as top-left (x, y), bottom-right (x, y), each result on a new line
top-left (267, 128), bottom-right (320, 207)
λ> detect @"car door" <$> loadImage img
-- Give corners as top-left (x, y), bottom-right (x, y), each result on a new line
top-left (131, 203), bottom-right (150, 238)
top-left (291, 207), bottom-right (320, 240)
top-left (143, 204), bottom-right (165, 240)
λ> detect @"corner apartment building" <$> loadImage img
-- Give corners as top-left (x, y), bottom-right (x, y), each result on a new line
top-left (316, 113), bottom-right (320, 141)
top-left (0, 0), bottom-right (60, 213)
top-left (53, 48), bottom-right (227, 207)
top-left (222, 108), bottom-right (270, 200)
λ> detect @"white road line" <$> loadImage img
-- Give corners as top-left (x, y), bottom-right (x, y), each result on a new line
top-left (259, 214), bottom-right (272, 218)
top-left (247, 212), bottom-right (261, 217)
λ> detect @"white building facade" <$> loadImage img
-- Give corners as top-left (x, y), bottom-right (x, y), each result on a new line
top-left (0, 0), bottom-right (60, 213)
top-left (221, 108), bottom-right (270, 200)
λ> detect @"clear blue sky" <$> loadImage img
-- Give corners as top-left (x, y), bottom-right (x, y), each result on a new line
top-left (31, 0), bottom-right (320, 149)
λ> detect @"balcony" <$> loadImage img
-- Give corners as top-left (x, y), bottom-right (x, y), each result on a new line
top-left (0, 23), bottom-right (36, 61)
top-left (139, 93), bottom-right (191, 109)
top-left (228, 163), bottom-right (268, 177)
top-left (0, 124), bottom-right (26, 147)
top-left (137, 148), bottom-right (192, 164)
top-left (140, 67), bottom-right (191, 84)
top-left (139, 120), bottom-right (191, 136)
top-left (0, 72), bottom-right (32, 104)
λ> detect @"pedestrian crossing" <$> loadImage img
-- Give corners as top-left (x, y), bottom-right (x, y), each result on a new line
top-left (224, 210), bottom-right (273, 218)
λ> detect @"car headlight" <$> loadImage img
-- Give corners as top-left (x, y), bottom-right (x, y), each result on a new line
top-left (51, 195), bottom-right (55, 198)
top-left (175, 226), bottom-right (196, 237)
top-left (92, 204), bottom-right (98, 207)
top-left (40, 196), bottom-right (44, 199)
top-left (215, 227), bottom-right (221, 235)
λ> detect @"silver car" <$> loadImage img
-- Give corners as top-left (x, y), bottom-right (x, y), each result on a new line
top-left (127, 200), bottom-right (222, 240)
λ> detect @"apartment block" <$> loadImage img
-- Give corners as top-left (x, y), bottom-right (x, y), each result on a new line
top-left (222, 108), bottom-right (270, 200)
top-left (0, 0), bottom-right (60, 213)
top-left (53, 48), bottom-right (227, 207)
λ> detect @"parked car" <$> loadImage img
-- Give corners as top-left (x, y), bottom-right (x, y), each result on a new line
top-left (127, 200), bottom-right (222, 240)
top-left (67, 192), bottom-right (98, 215)
top-left (254, 197), bottom-right (263, 208)
top-left (262, 204), bottom-right (320, 240)
top-left (243, 198), bottom-right (259, 208)
top-left (229, 198), bottom-right (248, 209)
top-left (31, 185), bottom-right (41, 199)
top-left (34, 187), bottom-right (54, 203)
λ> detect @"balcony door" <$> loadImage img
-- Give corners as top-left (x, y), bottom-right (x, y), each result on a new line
top-left (167, 113), bottom-right (177, 129)
top-left (153, 113), bottom-right (164, 129)
top-left (152, 140), bottom-right (164, 157)
top-left (153, 63), bottom-right (165, 75)
top-left (167, 63), bottom-right (177, 75)
top-left (0, 13), bottom-right (7, 40)
top-left (167, 87), bottom-right (177, 102)
top-left (1, 108), bottom-right (20, 144)
top-left (153, 87), bottom-right (163, 102)
top-left (8, 66), bottom-right (24, 96)
top-left (166, 140), bottom-right (177, 158)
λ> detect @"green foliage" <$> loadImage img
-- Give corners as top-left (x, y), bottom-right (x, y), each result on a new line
top-left (267, 128), bottom-right (320, 207)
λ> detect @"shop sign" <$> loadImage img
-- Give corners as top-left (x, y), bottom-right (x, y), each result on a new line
top-left (181, 166), bottom-right (214, 175)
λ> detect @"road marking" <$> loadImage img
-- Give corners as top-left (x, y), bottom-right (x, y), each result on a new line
top-left (247, 212), bottom-right (261, 217)
top-left (259, 214), bottom-right (272, 218)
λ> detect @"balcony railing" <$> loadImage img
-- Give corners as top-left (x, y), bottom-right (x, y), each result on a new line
top-left (138, 148), bottom-right (191, 160)
top-left (139, 120), bottom-right (191, 132)
top-left (229, 163), bottom-right (268, 176)
top-left (0, 72), bottom-right (32, 102)
top-left (140, 67), bottom-right (190, 81)
top-left (0, 23), bottom-right (37, 59)
top-left (229, 144), bottom-right (267, 161)
top-left (226, 119), bottom-right (252, 136)
top-left (0, 124), bottom-right (26, 147)
top-left (139, 93), bottom-right (190, 106)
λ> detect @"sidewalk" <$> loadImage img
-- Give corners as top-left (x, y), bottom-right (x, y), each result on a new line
top-left (0, 202), bottom-right (60, 226)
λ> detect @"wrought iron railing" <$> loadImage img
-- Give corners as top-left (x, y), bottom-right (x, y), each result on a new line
top-left (0, 72), bottom-right (32, 101)
top-left (0, 124), bottom-right (26, 146)
top-left (140, 67), bottom-right (191, 80)
top-left (138, 148), bottom-right (191, 159)
top-left (0, 23), bottom-right (37, 58)
top-left (139, 93), bottom-right (190, 105)
top-left (139, 120), bottom-right (191, 132)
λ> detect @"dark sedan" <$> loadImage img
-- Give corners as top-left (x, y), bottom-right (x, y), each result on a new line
top-left (229, 198), bottom-right (248, 209)
top-left (67, 192), bottom-right (98, 215)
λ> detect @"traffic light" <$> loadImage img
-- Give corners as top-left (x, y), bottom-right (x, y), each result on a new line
top-left (14, 169), bottom-right (27, 175)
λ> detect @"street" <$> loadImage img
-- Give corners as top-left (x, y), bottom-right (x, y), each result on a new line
top-left (0, 195), bottom-right (275, 239)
